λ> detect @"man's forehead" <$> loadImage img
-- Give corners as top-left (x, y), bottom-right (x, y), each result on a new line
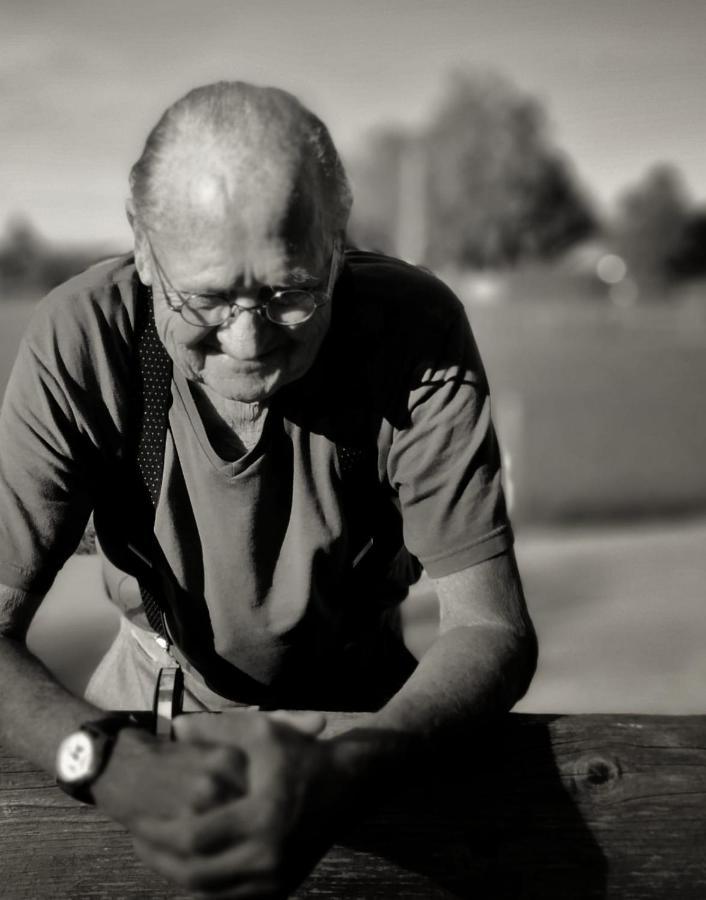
top-left (170, 164), bottom-right (291, 231)
top-left (148, 211), bottom-right (325, 291)
top-left (155, 154), bottom-right (322, 251)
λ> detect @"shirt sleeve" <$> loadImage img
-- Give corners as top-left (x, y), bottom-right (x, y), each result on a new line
top-left (385, 286), bottom-right (513, 578)
top-left (0, 272), bottom-right (134, 594)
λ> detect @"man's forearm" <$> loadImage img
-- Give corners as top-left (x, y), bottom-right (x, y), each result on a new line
top-left (374, 622), bottom-right (536, 734)
top-left (0, 635), bottom-right (101, 773)
top-left (329, 622), bottom-right (537, 792)
top-left (352, 549), bottom-right (538, 743)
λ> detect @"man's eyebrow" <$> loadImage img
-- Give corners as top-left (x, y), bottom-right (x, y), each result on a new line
top-left (280, 267), bottom-right (320, 287)
top-left (177, 267), bottom-right (322, 297)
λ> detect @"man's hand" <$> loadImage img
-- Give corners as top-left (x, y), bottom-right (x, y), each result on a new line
top-left (129, 710), bottom-right (347, 899)
top-left (91, 727), bottom-right (248, 827)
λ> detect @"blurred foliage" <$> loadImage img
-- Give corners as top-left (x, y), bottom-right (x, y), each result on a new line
top-left (424, 71), bottom-right (595, 268)
top-left (609, 164), bottom-right (706, 296)
top-left (348, 69), bottom-right (595, 268)
top-left (611, 165), bottom-right (690, 295)
top-left (347, 129), bottom-right (407, 257)
top-left (0, 216), bottom-right (112, 297)
top-left (669, 209), bottom-right (706, 280)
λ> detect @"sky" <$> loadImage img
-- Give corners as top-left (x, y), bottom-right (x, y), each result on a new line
top-left (3, 0), bottom-right (706, 247)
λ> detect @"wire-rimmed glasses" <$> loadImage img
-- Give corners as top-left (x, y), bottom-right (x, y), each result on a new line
top-left (146, 235), bottom-right (341, 328)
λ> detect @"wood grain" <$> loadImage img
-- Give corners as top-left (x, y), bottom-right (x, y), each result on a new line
top-left (1, 714), bottom-right (704, 899)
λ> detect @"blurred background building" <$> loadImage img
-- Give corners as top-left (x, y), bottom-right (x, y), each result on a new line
top-left (2, 0), bottom-right (705, 714)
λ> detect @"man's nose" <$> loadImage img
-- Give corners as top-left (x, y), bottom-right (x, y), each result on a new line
top-left (216, 297), bottom-right (273, 356)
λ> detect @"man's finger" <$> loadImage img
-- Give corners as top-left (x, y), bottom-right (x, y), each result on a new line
top-left (132, 832), bottom-right (278, 893)
top-left (173, 709), bottom-right (261, 744)
top-left (173, 707), bottom-right (325, 744)
top-left (265, 709), bottom-right (326, 735)
top-left (134, 797), bottom-right (258, 855)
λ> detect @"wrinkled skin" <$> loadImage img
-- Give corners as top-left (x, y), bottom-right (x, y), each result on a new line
top-left (145, 229), bottom-right (335, 406)
top-left (130, 165), bottom-right (337, 407)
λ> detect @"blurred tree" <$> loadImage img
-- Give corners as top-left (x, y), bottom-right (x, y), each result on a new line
top-left (612, 164), bottom-right (690, 295)
top-left (346, 126), bottom-right (408, 255)
top-left (0, 215), bottom-right (113, 296)
top-left (347, 69), bottom-right (594, 268)
top-left (666, 208), bottom-right (706, 281)
top-left (0, 215), bottom-right (46, 285)
top-left (423, 70), bottom-right (595, 268)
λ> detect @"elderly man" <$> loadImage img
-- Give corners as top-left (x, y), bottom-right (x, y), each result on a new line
top-left (0, 82), bottom-right (536, 896)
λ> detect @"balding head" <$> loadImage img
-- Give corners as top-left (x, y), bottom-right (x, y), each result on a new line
top-left (129, 82), bottom-right (351, 258)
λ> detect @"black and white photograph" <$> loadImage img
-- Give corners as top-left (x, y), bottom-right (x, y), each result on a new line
top-left (1, 1), bottom-right (705, 897)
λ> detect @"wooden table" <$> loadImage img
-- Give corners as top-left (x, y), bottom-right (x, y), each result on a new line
top-left (2, 713), bottom-right (705, 898)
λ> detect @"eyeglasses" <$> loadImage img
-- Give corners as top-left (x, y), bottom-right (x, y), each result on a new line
top-left (146, 235), bottom-right (341, 328)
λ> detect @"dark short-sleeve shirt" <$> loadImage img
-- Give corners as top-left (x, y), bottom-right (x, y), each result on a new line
top-left (0, 252), bottom-right (512, 705)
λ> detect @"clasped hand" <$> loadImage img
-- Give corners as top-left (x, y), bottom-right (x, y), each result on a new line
top-left (95, 709), bottom-right (342, 899)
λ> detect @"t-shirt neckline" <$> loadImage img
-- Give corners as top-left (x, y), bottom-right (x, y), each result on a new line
top-left (172, 367), bottom-right (275, 477)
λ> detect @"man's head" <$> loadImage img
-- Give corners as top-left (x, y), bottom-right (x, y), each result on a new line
top-left (127, 81), bottom-right (352, 403)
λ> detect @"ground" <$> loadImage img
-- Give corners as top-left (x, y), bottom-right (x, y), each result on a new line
top-left (28, 517), bottom-right (706, 714)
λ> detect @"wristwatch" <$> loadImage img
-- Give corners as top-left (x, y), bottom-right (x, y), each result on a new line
top-left (55, 715), bottom-right (136, 804)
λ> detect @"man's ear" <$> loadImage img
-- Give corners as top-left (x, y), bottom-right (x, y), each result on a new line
top-left (126, 198), bottom-right (152, 285)
top-left (125, 197), bottom-right (137, 230)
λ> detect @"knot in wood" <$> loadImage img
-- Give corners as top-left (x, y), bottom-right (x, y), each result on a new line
top-left (580, 754), bottom-right (622, 790)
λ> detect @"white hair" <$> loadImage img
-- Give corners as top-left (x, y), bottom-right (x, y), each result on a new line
top-left (129, 81), bottom-right (352, 245)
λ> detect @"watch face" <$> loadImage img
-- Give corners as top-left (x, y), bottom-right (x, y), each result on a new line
top-left (56, 731), bottom-right (98, 784)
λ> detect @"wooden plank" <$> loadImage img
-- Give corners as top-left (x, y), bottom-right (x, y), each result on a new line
top-left (1, 714), bottom-right (705, 899)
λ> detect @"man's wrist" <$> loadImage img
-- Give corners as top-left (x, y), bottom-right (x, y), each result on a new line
top-left (326, 723), bottom-right (426, 806)
top-left (89, 725), bottom-right (153, 809)
top-left (55, 715), bottom-right (146, 804)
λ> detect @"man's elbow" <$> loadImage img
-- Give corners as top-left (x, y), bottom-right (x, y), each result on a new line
top-left (503, 620), bottom-right (538, 708)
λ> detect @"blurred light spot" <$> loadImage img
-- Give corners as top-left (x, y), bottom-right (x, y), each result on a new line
top-left (609, 277), bottom-right (639, 307)
top-left (462, 273), bottom-right (505, 305)
top-left (596, 254), bottom-right (627, 285)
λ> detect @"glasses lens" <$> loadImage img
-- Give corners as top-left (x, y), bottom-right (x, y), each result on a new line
top-left (180, 299), bottom-right (230, 327)
top-left (267, 291), bottom-right (317, 325)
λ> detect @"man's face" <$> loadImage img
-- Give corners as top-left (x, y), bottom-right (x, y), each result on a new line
top-left (138, 216), bottom-right (336, 404)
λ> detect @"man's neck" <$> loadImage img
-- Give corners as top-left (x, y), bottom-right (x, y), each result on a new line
top-left (190, 384), bottom-right (268, 459)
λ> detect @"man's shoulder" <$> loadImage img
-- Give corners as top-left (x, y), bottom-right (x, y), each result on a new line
top-left (22, 254), bottom-right (139, 370)
top-left (30, 254), bottom-right (137, 333)
top-left (43, 253), bottom-right (137, 307)
top-left (339, 249), bottom-right (469, 352)
top-left (343, 249), bottom-right (460, 308)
